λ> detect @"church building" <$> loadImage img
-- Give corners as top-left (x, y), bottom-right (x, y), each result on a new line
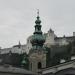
top-left (29, 11), bottom-right (46, 72)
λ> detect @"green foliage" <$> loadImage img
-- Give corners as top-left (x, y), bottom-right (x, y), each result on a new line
top-left (21, 53), bottom-right (29, 70)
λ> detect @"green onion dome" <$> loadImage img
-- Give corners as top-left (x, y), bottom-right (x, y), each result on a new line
top-left (31, 14), bottom-right (45, 49)
top-left (31, 34), bottom-right (45, 47)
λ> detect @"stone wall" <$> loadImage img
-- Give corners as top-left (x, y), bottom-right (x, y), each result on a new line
top-left (0, 66), bottom-right (35, 75)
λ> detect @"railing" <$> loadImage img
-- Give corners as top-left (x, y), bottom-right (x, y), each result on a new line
top-left (40, 59), bottom-right (75, 75)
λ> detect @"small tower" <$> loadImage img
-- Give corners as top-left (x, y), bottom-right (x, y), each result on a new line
top-left (18, 41), bottom-right (21, 48)
top-left (29, 10), bottom-right (46, 72)
top-left (45, 28), bottom-right (55, 47)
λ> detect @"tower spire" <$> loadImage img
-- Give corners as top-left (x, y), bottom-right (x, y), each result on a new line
top-left (37, 9), bottom-right (39, 17)
top-left (31, 11), bottom-right (45, 50)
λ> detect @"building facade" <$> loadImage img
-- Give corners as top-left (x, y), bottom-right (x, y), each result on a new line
top-left (26, 29), bottom-right (75, 53)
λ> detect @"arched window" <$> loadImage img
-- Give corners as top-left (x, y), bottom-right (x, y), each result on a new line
top-left (38, 62), bottom-right (42, 69)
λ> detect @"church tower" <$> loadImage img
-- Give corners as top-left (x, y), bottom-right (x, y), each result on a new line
top-left (29, 10), bottom-right (46, 72)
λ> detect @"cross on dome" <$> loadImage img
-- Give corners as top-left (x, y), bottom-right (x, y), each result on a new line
top-left (37, 9), bottom-right (39, 17)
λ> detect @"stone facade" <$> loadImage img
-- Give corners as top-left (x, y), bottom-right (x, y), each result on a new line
top-left (26, 36), bottom-right (32, 53)
top-left (29, 50), bottom-right (46, 72)
top-left (44, 29), bottom-right (55, 47)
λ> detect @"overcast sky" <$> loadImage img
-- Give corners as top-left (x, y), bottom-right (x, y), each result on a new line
top-left (0, 0), bottom-right (75, 48)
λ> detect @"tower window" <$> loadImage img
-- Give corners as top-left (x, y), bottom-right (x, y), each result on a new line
top-left (31, 63), bottom-right (32, 70)
top-left (38, 62), bottom-right (42, 69)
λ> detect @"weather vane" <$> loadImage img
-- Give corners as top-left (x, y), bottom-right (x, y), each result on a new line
top-left (37, 9), bottom-right (39, 16)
